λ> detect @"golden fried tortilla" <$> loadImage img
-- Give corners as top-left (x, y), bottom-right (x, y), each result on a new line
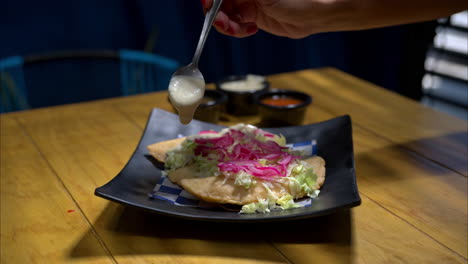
top-left (168, 156), bottom-right (325, 205)
top-left (147, 138), bottom-right (326, 205)
top-left (147, 137), bottom-right (185, 162)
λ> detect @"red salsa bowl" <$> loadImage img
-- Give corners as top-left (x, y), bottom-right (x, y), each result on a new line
top-left (253, 89), bottom-right (312, 126)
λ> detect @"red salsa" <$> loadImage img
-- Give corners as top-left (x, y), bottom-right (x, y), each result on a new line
top-left (261, 96), bottom-right (303, 107)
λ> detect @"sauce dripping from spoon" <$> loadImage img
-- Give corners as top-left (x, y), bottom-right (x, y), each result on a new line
top-left (167, 0), bottom-right (223, 124)
top-left (168, 76), bottom-right (205, 124)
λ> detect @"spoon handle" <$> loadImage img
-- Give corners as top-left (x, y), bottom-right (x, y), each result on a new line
top-left (191, 0), bottom-right (223, 67)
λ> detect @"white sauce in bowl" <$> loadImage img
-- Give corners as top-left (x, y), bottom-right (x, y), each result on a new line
top-left (220, 74), bottom-right (265, 92)
top-left (168, 76), bottom-right (205, 124)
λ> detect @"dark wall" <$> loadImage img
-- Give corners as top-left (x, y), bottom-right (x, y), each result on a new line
top-left (1, 0), bottom-right (436, 108)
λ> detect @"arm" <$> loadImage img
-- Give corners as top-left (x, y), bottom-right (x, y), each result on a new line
top-left (344, 0), bottom-right (467, 31)
top-left (202, 0), bottom-right (467, 39)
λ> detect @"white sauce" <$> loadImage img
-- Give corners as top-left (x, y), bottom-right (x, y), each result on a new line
top-left (220, 74), bottom-right (265, 92)
top-left (168, 76), bottom-right (205, 124)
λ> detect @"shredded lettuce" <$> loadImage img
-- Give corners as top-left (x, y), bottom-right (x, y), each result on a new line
top-left (234, 171), bottom-right (257, 189)
top-left (254, 134), bottom-right (267, 142)
top-left (252, 199), bottom-right (270, 213)
top-left (193, 156), bottom-right (220, 178)
top-left (262, 183), bottom-right (279, 207)
top-left (165, 139), bottom-right (221, 177)
top-left (277, 194), bottom-right (303, 209)
top-left (292, 164), bottom-right (304, 175)
top-left (241, 199), bottom-right (270, 213)
top-left (309, 189), bottom-right (321, 198)
top-left (240, 183), bottom-right (277, 213)
top-left (253, 131), bottom-right (285, 147)
top-left (295, 167), bottom-right (318, 196)
top-left (181, 138), bottom-right (197, 151)
top-left (272, 134), bottom-right (286, 146)
top-left (165, 140), bottom-right (196, 170)
top-left (241, 193), bottom-right (302, 214)
top-left (287, 177), bottom-right (302, 197)
top-left (286, 161), bottom-right (320, 197)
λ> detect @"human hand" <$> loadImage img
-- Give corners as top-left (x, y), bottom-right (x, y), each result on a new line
top-left (201, 0), bottom-right (467, 39)
top-left (201, 0), bottom-right (361, 39)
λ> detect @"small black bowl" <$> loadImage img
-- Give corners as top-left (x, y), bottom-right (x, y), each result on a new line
top-left (216, 75), bottom-right (269, 115)
top-left (168, 89), bottom-right (228, 123)
top-left (193, 89), bottom-right (228, 123)
top-left (253, 89), bottom-right (312, 127)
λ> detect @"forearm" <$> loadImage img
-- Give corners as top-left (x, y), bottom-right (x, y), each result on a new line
top-left (341, 0), bottom-right (467, 31)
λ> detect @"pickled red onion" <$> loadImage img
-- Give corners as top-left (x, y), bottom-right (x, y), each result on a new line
top-left (198, 130), bottom-right (218, 135)
top-left (193, 128), bottom-right (298, 179)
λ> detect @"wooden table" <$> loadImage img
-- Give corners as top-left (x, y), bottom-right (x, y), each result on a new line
top-left (1, 68), bottom-right (467, 264)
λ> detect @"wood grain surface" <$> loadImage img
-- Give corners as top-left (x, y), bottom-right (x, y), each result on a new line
top-left (0, 116), bottom-right (113, 264)
top-left (1, 68), bottom-right (466, 264)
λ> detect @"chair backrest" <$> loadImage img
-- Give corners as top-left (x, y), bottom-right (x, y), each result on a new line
top-left (0, 50), bottom-right (179, 113)
top-left (0, 56), bottom-right (29, 112)
top-left (120, 49), bottom-right (179, 96)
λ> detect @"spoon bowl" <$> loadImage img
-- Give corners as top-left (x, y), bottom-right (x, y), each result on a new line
top-left (168, 0), bottom-right (223, 124)
top-left (172, 63), bottom-right (204, 81)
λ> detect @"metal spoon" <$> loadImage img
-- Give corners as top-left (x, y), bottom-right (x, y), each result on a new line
top-left (168, 0), bottom-right (223, 124)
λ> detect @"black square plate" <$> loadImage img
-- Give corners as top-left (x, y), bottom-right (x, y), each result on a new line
top-left (95, 108), bottom-right (361, 222)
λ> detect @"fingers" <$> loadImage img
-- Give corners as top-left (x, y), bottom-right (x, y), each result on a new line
top-left (212, 10), bottom-right (230, 31)
top-left (201, 0), bottom-right (258, 38)
top-left (226, 21), bottom-right (259, 38)
top-left (214, 10), bottom-right (258, 38)
top-left (201, 0), bottom-right (212, 14)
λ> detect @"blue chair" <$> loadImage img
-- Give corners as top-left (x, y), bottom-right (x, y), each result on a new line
top-left (119, 49), bottom-right (179, 96)
top-left (0, 56), bottom-right (29, 112)
top-left (0, 50), bottom-right (179, 113)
